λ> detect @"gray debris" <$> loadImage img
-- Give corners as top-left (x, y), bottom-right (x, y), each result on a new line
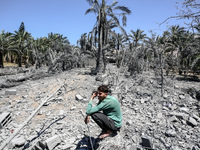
top-left (0, 67), bottom-right (199, 150)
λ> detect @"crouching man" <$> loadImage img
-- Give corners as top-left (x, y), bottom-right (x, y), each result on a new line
top-left (85, 85), bottom-right (122, 139)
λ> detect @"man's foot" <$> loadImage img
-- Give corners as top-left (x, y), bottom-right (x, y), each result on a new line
top-left (98, 130), bottom-right (116, 139)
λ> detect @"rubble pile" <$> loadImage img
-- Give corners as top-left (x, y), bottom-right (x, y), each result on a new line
top-left (0, 66), bottom-right (199, 150)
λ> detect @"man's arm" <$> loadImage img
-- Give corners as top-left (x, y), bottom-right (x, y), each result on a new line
top-left (84, 91), bottom-right (97, 124)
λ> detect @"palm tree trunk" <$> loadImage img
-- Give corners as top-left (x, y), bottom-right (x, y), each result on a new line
top-left (18, 52), bottom-right (22, 67)
top-left (97, 19), bottom-right (104, 73)
top-left (11, 54), bottom-right (14, 63)
top-left (0, 51), bottom-right (4, 68)
top-left (159, 52), bottom-right (164, 97)
top-left (90, 34), bottom-right (93, 50)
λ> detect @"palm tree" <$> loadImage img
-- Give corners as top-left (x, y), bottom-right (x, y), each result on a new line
top-left (0, 30), bottom-right (12, 68)
top-left (48, 32), bottom-right (70, 53)
top-left (163, 25), bottom-right (190, 72)
top-left (85, 0), bottom-right (131, 73)
top-left (29, 37), bottom-right (50, 68)
top-left (77, 33), bottom-right (88, 51)
top-left (115, 33), bottom-right (125, 50)
top-left (10, 22), bottom-right (32, 67)
top-left (129, 29), bottom-right (146, 48)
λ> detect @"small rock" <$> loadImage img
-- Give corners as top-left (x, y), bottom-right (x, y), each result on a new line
top-left (70, 106), bottom-right (76, 111)
top-left (179, 95), bottom-right (185, 99)
top-left (126, 120), bottom-right (132, 126)
top-left (140, 98), bottom-right (145, 104)
top-left (163, 93), bottom-right (168, 99)
top-left (180, 107), bottom-right (189, 113)
top-left (192, 113), bottom-right (200, 122)
top-left (187, 117), bottom-right (198, 126)
top-left (174, 85), bottom-right (179, 89)
top-left (168, 116), bottom-right (178, 122)
top-left (165, 129), bottom-right (176, 137)
top-left (69, 137), bottom-right (76, 144)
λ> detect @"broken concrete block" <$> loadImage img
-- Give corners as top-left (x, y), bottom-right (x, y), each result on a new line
top-left (0, 112), bottom-right (12, 129)
top-left (11, 137), bottom-right (26, 147)
top-left (60, 144), bottom-right (73, 150)
top-left (55, 96), bottom-right (63, 101)
top-left (76, 95), bottom-right (83, 101)
top-left (31, 141), bottom-right (46, 150)
top-left (169, 112), bottom-right (188, 120)
top-left (141, 136), bottom-right (153, 149)
top-left (31, 144), bottom-right (43, 150)
top-left (36, 141), bottom-right (46, 149)
top-left (45, 135), bottom-right (61, 150)
top-left (168, 116), bottom-right (178, 122)
top-left (5, 89), bottom-right (17, 95)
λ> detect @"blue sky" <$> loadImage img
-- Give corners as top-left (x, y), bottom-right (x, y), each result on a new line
top-left (0, 0), bottom-right (193, 45)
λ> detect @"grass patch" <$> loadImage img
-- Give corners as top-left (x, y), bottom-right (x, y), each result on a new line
top-left (4, 62), bottom-right (18, 67)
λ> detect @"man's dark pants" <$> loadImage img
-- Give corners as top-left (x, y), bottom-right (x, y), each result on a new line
top-left (91, 112), bottom-right (120, 132)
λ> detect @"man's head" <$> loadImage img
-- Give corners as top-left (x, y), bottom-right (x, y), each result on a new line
top-left (97, 85), bottom-right (108, 101)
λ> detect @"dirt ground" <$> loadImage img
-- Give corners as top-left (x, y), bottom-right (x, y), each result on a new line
top-left (0, 65), bottom-right (199, 150)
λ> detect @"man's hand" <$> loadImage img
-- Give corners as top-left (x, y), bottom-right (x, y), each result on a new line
top-left (91, 91), bottom-right (97, 100)
top-left (84, 115), bottom-right (89, 124)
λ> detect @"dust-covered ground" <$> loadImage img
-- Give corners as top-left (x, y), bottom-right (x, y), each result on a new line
top-left (0, 64), bottom-right (199, 150)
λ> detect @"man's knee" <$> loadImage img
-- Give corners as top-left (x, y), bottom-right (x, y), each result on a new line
top-left (91, 112), bottom-right (98, 120)
top-left (91, 112), bottom-right (103, 121)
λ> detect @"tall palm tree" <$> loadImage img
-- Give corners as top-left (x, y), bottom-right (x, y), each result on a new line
top-left (0, 30), bottom-right (12, 68)
top-left (85, 0), bottom-right (131, 73)
top-left (10, 22), bottom-right (32, 67)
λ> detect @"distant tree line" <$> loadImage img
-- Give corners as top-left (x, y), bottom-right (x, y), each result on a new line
top-left (0, 0), bottom-right (199, 76)
top-left (0, 22), bottom-right (95, 72)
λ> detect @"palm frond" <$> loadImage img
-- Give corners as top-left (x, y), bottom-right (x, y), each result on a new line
top-left (119, 26), bottom-right (128, 40)
top-left (122, 15), bottom-right (127, 26)
top-left (85, 7), bottom-right (98, 15)
top-left (108, 13), bottom-right (120, 25)
top-left (86, 0), bottom-right (94, 6)
top-left (191, 56), bottom-right (200, 69)
top-left (114, 6), bottom-right (131, 14)
top-left (110, 1), bottom-right (118, 8)
top-left (81, 51), bottom-right (96, 57)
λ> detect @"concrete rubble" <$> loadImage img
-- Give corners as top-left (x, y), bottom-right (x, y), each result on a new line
top-left (0, 66), bottom-right (199, 150)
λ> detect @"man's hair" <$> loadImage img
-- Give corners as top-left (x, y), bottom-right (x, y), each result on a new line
top-left (98, 85), bottom-right (109, 93)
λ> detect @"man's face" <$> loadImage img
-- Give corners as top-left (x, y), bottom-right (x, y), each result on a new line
top-left (97, 91), bottom-right (107, 101)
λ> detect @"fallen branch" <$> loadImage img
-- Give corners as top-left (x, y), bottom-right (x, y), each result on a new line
top-left (0, 84), bottom-right (64, 150)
